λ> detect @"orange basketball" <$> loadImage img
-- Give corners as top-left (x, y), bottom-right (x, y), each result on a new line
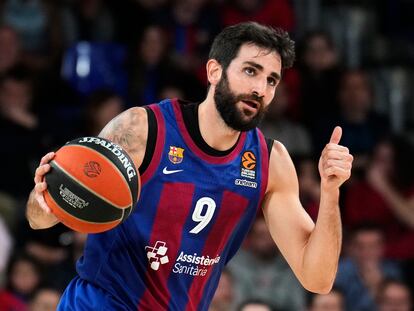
top-left (44, 137), bottom-right (140, 233)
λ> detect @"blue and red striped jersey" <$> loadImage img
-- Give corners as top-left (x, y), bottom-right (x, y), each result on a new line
top-left (71, 99), bottom-right (270, 310)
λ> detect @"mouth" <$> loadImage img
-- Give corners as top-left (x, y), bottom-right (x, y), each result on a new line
top-left (241, 100), bottom-right (259, 110)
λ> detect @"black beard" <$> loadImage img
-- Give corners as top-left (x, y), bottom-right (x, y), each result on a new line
top-left (214, 72), bottom-right (266, 132)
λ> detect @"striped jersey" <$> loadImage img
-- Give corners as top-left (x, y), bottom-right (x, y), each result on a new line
top-left (61, 99), bottom-right (270, 310)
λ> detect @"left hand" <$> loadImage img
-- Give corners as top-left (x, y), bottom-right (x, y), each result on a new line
top-left (318, 126), bottom-right (353, 190)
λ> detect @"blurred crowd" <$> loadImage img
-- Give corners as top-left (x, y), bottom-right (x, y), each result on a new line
top-left (0, 0), bottom-right (414, 310)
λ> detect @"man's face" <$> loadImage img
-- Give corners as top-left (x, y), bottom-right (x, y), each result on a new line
top-left (214, 43), bottom-right (281, 131)
top-left (379, 283), bottom-right (412, 311)
top-left (351, 230), bottom-right (384, 265)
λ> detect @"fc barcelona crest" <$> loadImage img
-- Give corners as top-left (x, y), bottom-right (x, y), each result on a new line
top-left (168, 146), bottom-right (185, 164)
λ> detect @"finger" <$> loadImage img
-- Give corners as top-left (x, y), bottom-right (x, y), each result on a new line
top-left (329, 126), bottom-right (342, 145)
top-left (324, 159), bottom-right (353, 171)
top-left (34, 181), bottom-right (47, 193)
top-left (323, 166), bottom-right (351, 179)
top-left (322, 150), bottom-right (351, 161)
top-left (34, 164), bottom-right (51, 184)
top-left (39, 152), bottom-right (55, 165)
top-left (322, 151), bottom-right (354, 162)
top-left (324, 144), bottom-right (349, 153)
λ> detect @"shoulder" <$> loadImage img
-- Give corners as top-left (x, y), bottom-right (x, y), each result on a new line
top-left (99, 107), bottom-right (148, 169)
top-left (267, 140), bottom-right (298, 193)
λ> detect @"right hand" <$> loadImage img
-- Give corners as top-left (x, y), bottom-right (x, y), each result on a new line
top-left (33, 152), bottom-right (56, 215)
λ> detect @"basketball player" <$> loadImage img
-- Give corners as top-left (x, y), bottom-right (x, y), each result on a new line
top-left (26, 22), bottom-right (353, 310)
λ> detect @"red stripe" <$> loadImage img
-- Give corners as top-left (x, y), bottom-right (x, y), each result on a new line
top-left (138, 183), bottom-right (195, 310)
top-left (141, 104), bottom-right (165, 185)
top-left (171, 99), bottom-right (247, 164)
top-left (257, 129), bottom-right (269, 204)
top-left (185, 191), bottom-right (249, 311)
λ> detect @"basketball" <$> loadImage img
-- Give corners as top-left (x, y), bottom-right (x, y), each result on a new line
top-left (44, 137), bottom-right (140, 233)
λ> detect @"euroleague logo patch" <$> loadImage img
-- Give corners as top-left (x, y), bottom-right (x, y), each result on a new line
top-left (241, 151), bottom-right (256, 179)
top-left (83, 161), bottom-right (102, 178)
top-left (242, 151), bottom-right (256, 169)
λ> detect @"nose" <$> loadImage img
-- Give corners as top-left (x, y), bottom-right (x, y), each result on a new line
top-left (251, 79), bottom-right (267, 98)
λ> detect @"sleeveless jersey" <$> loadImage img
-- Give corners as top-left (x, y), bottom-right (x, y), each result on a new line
top-left (67, 99), bottom-right (270, 310)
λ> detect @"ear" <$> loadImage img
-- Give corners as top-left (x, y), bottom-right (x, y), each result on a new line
top-left (206, 59), bottom-right (222, 86)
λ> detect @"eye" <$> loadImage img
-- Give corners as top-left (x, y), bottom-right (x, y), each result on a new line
top-left (267, 77), bottom-right (277, 87)
top-left (244, 67), bottom-right (255, 76)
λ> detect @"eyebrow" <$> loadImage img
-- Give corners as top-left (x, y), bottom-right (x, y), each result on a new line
top-left (243, 61), bottom-right (281, 80)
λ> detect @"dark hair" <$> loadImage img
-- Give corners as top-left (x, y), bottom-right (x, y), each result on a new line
top-left (209, 22), bottom-right (295, 71)
top-left (350, 222), bottom-right (384, 237)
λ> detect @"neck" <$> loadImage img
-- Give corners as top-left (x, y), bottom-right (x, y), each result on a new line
top-left (198, 91), bottom-right (240, 151)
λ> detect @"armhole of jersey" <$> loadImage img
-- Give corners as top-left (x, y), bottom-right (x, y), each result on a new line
top-left (265, 137), bottom-right (274, 161)
top-left (139, 107), bottom-right (157, 175)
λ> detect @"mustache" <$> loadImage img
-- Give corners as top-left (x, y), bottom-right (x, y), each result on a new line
top-left (236, 93), bottom-right (264, 106)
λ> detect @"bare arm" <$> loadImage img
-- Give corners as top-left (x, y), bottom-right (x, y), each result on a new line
top-left (367, 166), bottom-right (414, 228)
top-left (98, 107), bottom-right (148, 167)
top-left (26, 107), bottom-right (148, 230)
top-left (262, 127), bottom-right (352, 293)
top-left (380, 191), bottom-right (414, 227)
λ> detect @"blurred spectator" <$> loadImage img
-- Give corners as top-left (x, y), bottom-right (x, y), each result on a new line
top-left (156, 0), bottom-right (221, 81)
top-left (377, 279), bottom-right (412, 311)
top-left (16, 221), bottom-right (75, 291)
top-left (0, 216), bottom-right (12, 286)
top-left (107, 0), bottom-right (169, 45)
top-left (81, 89), bottom-right (125, 136)
top-left (344, 136), bottom-right (414, 260)
top-left (221, 0), bottom-right (295, 32)
top-left (209, 269), bottom-right (235, 311)
top-left (158, 83), bottom-right (186, 101)
top-left (0, 252), bottom-right (42, 306)
top-left (60, 0), bottom-right (116, 47)
top-left (0, 25), bottom-right (21, 76)
top-left (128, 25), bottom-right (203, 104)
top-left (237, 298), bottom-right (277, 311)
top-left (313, 70), bottom-right (390, 170)
top-left (335, 223), bottom-right (402, 311)
top-left (297, 31), bottom-right (342, 135)
top-left (129, 25), bottom-right (170, 104)
top-left (259, 81), bottom-right (312, 157)
top-left (306, 287), bottom-right (345, 311)
top-left (0, 0), bottom-right (62, 70)
top-left (228, 216), bottom-right (305, 311)
top-left (0, 65), bottom-right (44, 198)
top-left (29, 286), bottom-right (61, 311)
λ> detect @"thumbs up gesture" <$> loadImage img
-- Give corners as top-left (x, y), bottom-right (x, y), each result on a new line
top-left (318, 126), bottom-right (353, 190)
